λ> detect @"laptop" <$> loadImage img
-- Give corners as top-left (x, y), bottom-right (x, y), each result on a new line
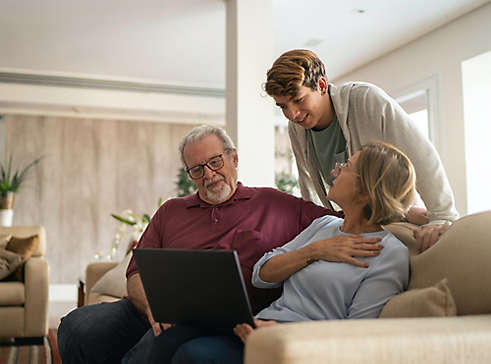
top-left (133, 248), bottom-right (256, 330)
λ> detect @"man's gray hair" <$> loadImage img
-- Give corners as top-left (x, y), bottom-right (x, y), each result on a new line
top-left (179, 125), bottom-right (236, 167)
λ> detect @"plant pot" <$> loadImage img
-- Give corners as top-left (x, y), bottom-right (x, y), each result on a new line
top-left (0, 192), bottom-right (15, 209)
top-left (0, 209), bottom-right (13, 226)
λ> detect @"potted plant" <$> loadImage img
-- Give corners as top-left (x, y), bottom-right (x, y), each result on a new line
top-left (0, 155), bottom-right (42, 226)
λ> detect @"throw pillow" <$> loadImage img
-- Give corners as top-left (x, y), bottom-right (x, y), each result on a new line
top-left (91, 252), bottom-right (132, 298)
top-left (5, 235), bottom-right (39, 281)
top-left (379, 278), bottom-right (457, 318)
top-left (0, 249), bottom-right (24, 280)
top-left (0, 234), bottom-right (12, 249)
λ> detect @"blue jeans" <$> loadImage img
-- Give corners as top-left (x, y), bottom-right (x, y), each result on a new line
top-left (123, 324), bottom-right (244, 364)
top-left (57, 299), bottom-right (150, 364)
top-left (58, 298), bottom-right (243, 364)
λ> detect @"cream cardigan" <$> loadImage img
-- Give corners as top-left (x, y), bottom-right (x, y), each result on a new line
top-left (289, 81), bottom-right (458, 223)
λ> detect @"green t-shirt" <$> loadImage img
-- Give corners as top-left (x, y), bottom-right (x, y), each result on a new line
top-left (307, 115), bottom-right (347, 187)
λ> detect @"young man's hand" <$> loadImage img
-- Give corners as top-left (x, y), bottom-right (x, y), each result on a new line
top-left (406, 206), bottom-right (430, 225)
top-left (414, 222), bottom-right (451, 253)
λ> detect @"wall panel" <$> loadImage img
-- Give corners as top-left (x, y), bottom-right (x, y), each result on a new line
top-left (5, 114), bottom-right (196, 283)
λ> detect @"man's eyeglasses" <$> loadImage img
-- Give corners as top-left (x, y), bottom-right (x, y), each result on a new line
top-left (186, 152), bottom-right (229, 179)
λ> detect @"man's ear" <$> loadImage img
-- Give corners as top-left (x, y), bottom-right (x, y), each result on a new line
top-left (318, 77), bottom-right (328, 94)
top-left (231, 149), bottom-right (238, 167)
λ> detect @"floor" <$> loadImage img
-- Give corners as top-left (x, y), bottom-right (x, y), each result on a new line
top-left (49, 301), bottom-right (77, 329)
top-left (49, 284), bottom-right (78, 329)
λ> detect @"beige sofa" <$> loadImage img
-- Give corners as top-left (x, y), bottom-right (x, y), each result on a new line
top-left (85, 211), bottom-right (491, 363)
top-left (0, 225), bottom-right (49, 341)
top-left (85, 261), bottom-right (121, 305)
top-left (245, 210), bottom-right (491, 363)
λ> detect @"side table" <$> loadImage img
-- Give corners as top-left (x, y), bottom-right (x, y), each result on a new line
top-left (77, 278), bottom-right (85, 307)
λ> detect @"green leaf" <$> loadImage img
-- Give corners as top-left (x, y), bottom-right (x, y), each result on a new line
top-left (110, 213), bottom-right (137, 226)
top-left (143, 214), bottom-right (151, 224)
top-left (0, 155), bottom-right (43, 194)
top-left (175, 167), bottom-right (197, 197)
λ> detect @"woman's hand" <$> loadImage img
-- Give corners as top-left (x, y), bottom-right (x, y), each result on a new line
top-left (259, 235), bottom-right (383, 283)
top-left (309, 235), bottom-right (383, 268)
top-left (233, 319), bottom-right (278, 344)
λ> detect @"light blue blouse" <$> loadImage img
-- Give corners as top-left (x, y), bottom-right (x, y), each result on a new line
top-left (253, 215), bottom-right (409, 322)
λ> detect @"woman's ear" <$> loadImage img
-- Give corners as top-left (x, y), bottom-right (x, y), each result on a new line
top-left (355, 184), bottom-right (370, 205)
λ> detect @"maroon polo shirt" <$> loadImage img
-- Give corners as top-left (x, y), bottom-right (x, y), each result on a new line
top-left (126, 182), bottom-right (337, 314)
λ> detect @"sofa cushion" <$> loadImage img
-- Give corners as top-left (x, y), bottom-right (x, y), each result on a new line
top-left (5, 235), bottom-right (39, 281)
top-left (0, 234), bottom-right (12, 249)
top-left (87, 292), bottom-right (121, 305)
top-left (0, 249), bottom-right (24, 280)
top-left (409, 210), bottom-right (491, 315)
top-left (0, 281), bottom-right (25, 305)
top-left (0, 226), bottom-right (46, 257)
top-left (379, 278), bottom-right (457, 318)
top-left (383, 222), bottom-right (419, 255)
top-left (91, 252), bottom-right (132, 299)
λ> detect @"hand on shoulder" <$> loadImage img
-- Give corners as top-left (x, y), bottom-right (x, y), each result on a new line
top-left (414, 222), bottom-right (451, 253)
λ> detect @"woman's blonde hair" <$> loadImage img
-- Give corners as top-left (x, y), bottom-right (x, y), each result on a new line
top-left (356, 142), bottom-right (416, 225)
top-left (265, 49), bottom-right (326, 98)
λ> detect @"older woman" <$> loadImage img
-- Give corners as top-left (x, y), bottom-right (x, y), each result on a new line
top-left (235, 141), bottom-right (416, 341)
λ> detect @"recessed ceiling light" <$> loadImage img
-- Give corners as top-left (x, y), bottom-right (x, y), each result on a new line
top-left (303, 38), bottom-right (324, 47)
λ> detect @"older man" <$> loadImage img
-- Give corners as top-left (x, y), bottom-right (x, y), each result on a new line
top-left (57, 125), bottom-right (381, 364)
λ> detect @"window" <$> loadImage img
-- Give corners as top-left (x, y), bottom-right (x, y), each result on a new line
top-left (394, 76), bottom-right (439, 150)
top-left (462, 51), bottom-right (491, 214)
top-left (397, 90), bottom-right (430, 139)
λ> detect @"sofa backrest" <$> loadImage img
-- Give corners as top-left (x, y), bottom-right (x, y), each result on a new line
top-left (0, 225), bottom-right (46, 257)
top-left (409, 210), bottom-right (491, 315)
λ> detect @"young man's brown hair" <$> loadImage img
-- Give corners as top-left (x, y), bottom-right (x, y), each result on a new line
top-left (265, 49), bottom-right (326, 98)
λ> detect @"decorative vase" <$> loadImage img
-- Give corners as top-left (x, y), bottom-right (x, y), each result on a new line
top-left (0, 209), bottom-right (13, 226)
top-left (0, 192), bottom-right (15, 226)
top-left (0, 192), bottom-right (14, 209)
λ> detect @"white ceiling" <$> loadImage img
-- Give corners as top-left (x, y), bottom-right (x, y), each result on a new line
top-left (0, 0), bottom-right (489, 89)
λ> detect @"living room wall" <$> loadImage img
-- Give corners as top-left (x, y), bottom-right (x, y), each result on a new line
top-left (4, 114), bottom-right (197, 284)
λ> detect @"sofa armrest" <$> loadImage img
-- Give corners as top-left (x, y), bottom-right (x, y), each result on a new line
top-left (85, 262), bottom-right (119, 303)
top-left (24, 257), bottom-right (49, 337)
top-left (245, 316), bottom-right (491, 364)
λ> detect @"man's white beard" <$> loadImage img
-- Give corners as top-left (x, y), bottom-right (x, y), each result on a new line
top-left (204, 176), bottom-right (233, 203)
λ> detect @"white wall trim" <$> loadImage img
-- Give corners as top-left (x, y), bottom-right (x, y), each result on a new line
top-left (0, 81), bottom-right (225, 125)
top-left (393, 75), bottom-right (441, 152)
top-left (0, 72), bottom-right (225, 98)
top-left (50, 284), bottom-right (77, 302)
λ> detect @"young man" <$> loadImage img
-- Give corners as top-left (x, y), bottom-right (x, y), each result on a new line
top-left (265, 49), bottom-right (458, 251)
top-left (57, 125), bottom-right (381, 364)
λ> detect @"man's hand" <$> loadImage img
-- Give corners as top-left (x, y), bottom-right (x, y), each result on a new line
top-left (145, 307), bottom-right (173, 336)
top-left (127, 274), bottom-right (173, 336)
top-left (233, 319), bottom-right (278, 344)
top-left (146, 307), bottom-right (162, 336)
top-left (406, 206), bottom-right (429, 225)
top-left (414, 222), bottom-right (451, 253)
top-left (310, 235), bottom-right (383, 268)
